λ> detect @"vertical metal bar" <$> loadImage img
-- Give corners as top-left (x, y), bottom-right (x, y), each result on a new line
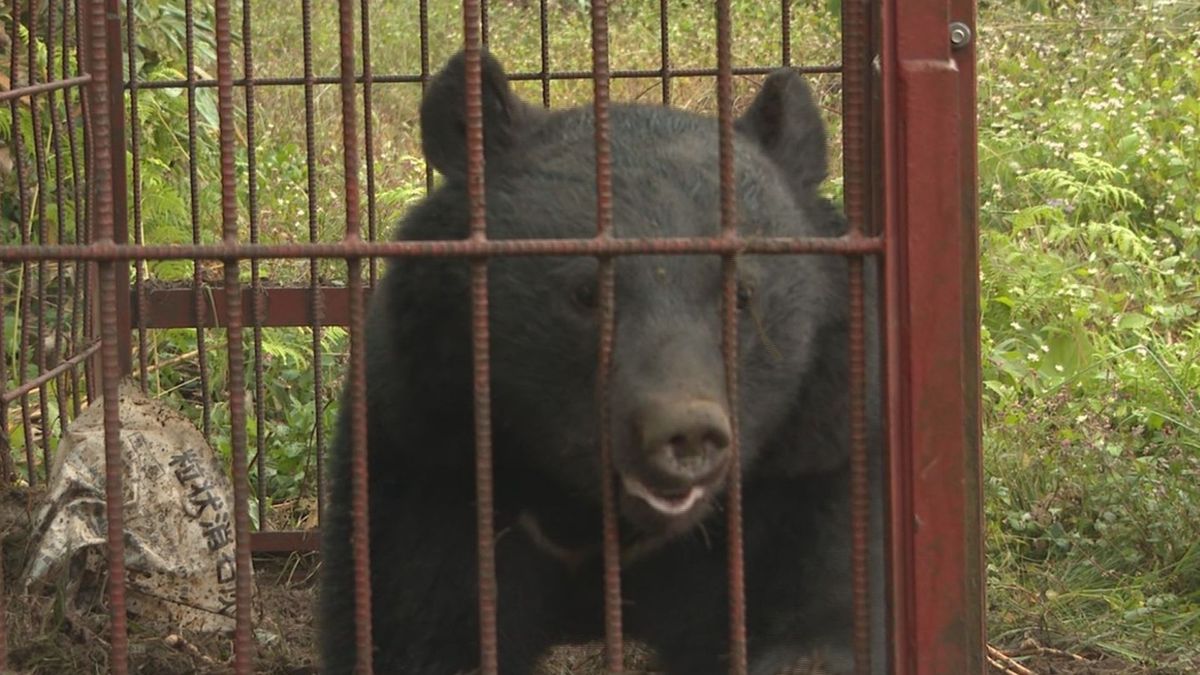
top-left (481, 0), bottom-right (490, 48)
top-left (462, 3), bottom-right (498, 673)
top-left (842, 0), bottom-right (869, 238)
top-left (780, 0), bottom-right (791, 67)
top-left (361, 0), bottom-right (379, 287)
top-left (879, 3), bottom-right (908, 667)
top-left (104, 1), bottom-right (131, 380)
top-left (659, 0), bottom-right (670, 105)
top-left (867, 1), bottom-right (884, 241)
top-left (213, 0), bottom-right (254, 671)
top-left (0, 544), bottom-right (6, 670)
top-left (949, 0), bottom-right (987, 664)
top-left (47, 0), bottom-right (72, 439)
top-left (0, 0), bottom-right (16, 603)
top-left (86, 0), bottom-right (130, 670)
top-left (67, 0), bottom-right (87, 417)
top-left (28, 0), bottom-right (54, 481)
top-left (337, 2), bottom-right (374, 672)
top-left (79, 0), bottom-right (98, 407)
top-left (715, 3), bottom-right (747, 674)
top-left (590, 1), bottom-right (623, 670)
top-left (184, 0), bottom-right (212, 439)
top-left (539, 0), bottom-right (550, 107)
top-left (5, 3), bottom-right (30, 482)
top-left (881, 1), bottom-right (983, 672)
top-left (0, 256), bottom-right (8, 485)
top-left (0, 160), bottom-right (7, 482)
top-left (301, 0), bottom-right (326, 525)
top-left (847, 257), bottom-right (871, 675)
top-left (419, 0), bottom-right (433, 192)
top-left (125, 0), bottom-right (149, 391)
top-left (243, 0), bottom-right (268, 536)
top-left (8, 7), bottom-right (36, 485)
top-left (841, 0), bottom-right (873, 671)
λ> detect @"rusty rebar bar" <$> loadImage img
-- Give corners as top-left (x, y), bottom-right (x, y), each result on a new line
top-left (242, 0), bottom-right (268, 540)
top-left (87, 0), bottom-right (130, 670)
top-left (716, 2), bottom-right (748, 672)
top-left (213, 0), bottom-right (255, 670)
top-left (590, 1), bottom-right (625, 670)
top-left (0, 235), bottom-right (885, 263)
top-left (125, 0), bottom-right (148, 391)
top-left (126, 64), bottom-right (842, 91)
top-left (301, 0), bottom-right (328, 556)
top-left (337, 1), bottom-right (374, 672)
top-left (841, 0), bottom-right (873, 671)
top-left (463, 2), bottom-right (499, 672)
top-left (184, 0), bottom-right (212, 440)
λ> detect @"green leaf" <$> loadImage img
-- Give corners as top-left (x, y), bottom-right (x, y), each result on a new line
top-left (1116, 313), bottom-right (1153, 331)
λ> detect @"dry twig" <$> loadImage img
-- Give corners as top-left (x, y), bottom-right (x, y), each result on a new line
top-left (164, 633), bottom-right (220, 668)
top-left (987, 644), bottom-right (1039, 675)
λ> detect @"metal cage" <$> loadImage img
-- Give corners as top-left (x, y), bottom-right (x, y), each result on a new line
top-left (0, 0), bottom-right (983, 672)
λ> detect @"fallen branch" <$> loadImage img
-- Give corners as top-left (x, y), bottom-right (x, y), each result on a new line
top-left (988, 654), bottom-right (1022, 674)
top-left (1016, 638), bottom-right (1088, 662)
top-left (144, 346), bottom-right (211, 376)
top-left (987, 644), bottom-right (1039, 675)
top-left (164, 633), bottom-right (219, 668)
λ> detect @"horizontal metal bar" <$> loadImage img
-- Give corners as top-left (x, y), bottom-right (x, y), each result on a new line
top-left (0, 235), bottom-right (884, 262)
top-left (1, 340), bottom-right (101, 403)
top-left (250, 529), bottom-right (319, 553)
top-left (0, 75), bottom-right (92, 102)
top-left (133, 286), bottom-right (355, 328)
top-left (127, 64), bottom-right (843, 91)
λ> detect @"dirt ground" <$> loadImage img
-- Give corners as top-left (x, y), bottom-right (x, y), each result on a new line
top-left (0, 485), bottom-right (665, 674)
top-left (0, 485), bottom-right (1175, 675)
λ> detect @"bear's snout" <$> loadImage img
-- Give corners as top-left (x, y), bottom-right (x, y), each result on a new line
top-left (617, 396), bottom-right (734, 518)
top-left (639, 397), bottom-right (732, 482)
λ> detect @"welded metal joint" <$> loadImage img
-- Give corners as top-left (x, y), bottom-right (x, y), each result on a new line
top-left (949, 21), bottom-right (972, 49)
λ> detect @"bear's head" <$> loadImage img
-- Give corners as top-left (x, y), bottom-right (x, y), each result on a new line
top-left (375, 51), bottom-right (851, 543)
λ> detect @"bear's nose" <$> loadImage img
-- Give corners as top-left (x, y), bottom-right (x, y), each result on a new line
top-left (639, 399), bottom-right (732, 481)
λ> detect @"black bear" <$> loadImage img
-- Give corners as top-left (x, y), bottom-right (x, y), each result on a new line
top-left (320, 50), bottom-right (885, 675)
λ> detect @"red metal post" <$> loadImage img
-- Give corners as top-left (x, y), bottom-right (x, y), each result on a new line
top-left (950, 0), bottom-right (986, 666)
top-left (880, 0), bottom-right (984, 673)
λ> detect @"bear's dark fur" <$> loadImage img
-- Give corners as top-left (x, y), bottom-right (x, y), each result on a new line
top-left (319, 50), bottom-right (885, 675)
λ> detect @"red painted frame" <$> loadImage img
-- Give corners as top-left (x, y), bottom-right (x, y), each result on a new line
top-left (880, 0), bottom-right (984, 673)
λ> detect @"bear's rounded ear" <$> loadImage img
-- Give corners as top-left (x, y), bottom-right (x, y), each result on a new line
top-left (420, 50), bottom-right (535, 179)
top-left (735, 68), bottom-right (829, 193)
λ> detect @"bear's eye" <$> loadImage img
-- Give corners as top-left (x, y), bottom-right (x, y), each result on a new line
top-left (736, 283), bottom-right (754, 310)
top-left (571, 282), bottom-right (598, 311)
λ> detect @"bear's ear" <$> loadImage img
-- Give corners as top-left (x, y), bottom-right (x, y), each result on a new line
top-left (420, 50), bottom-right (537, 178)
top-left (735, 68), bottom-right (829, 192)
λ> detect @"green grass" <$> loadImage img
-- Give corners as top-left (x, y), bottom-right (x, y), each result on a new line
top-left (3, 0), bottom-right (1200, 670)
top-left (976, 0), bottom-right (1200, 668)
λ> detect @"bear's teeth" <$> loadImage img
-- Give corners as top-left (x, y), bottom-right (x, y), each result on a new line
top-left (622, 477), bottom-right (704, 516)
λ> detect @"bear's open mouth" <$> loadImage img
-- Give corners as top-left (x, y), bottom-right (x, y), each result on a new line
top-left (621, 476), bottom-right (706, 516)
